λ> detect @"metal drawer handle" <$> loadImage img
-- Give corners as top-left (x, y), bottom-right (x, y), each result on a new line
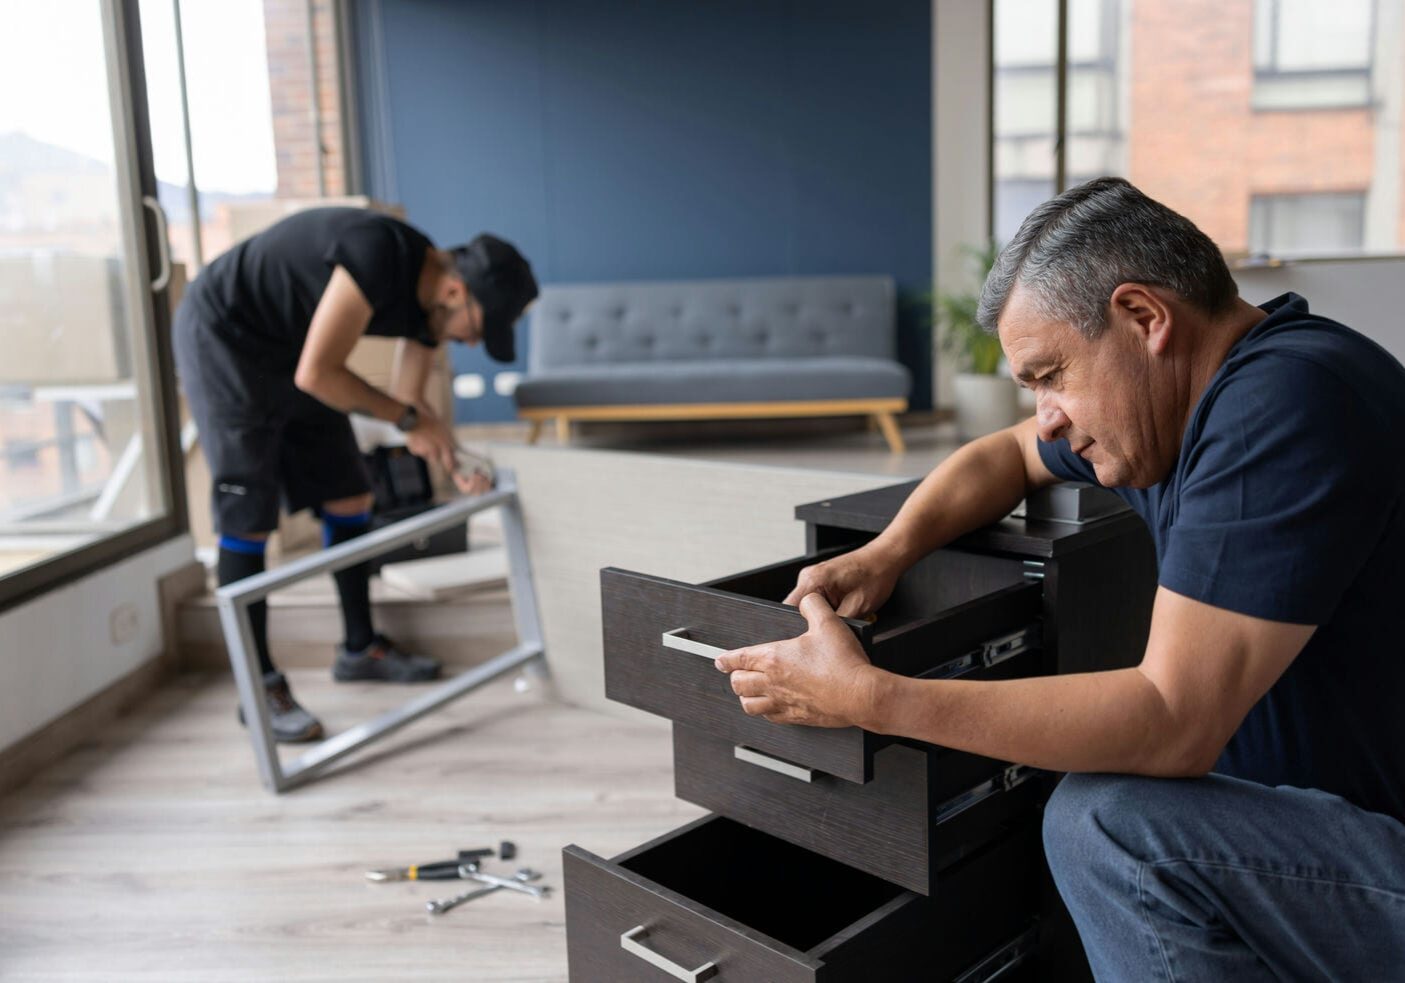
top-left (662, 627), bottom-right (727, 660)
top-left (933, 764), bottom-right (1040, 825)
top-left (734, 745), bottom-right (814, 783)
top-left (620, 925), bottom-right (718, 982)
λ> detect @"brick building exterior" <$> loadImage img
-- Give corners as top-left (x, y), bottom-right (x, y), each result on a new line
top-left (261, 0), bottom-right (346, 198)
top-left (998, 0), bottom-right (1405, 256)
top-left (1128, 0), bottom-right (1392, 253)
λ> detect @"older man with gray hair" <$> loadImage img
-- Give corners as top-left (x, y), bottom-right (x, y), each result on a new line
top-left (715, 177), bottom-right (1405, 979)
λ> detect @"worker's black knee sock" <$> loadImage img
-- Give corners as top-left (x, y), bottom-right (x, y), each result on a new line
top-left (324, 511), bottom-right (374, 652)
top-left (217, 535), bottom-right (275, 677)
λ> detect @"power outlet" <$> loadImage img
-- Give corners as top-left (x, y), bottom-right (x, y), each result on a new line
top-left (109, 602), bottom-right (139, 646)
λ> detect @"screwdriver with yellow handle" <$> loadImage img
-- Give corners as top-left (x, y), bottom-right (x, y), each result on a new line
top-left (364, 842), bottom-right (517, 882)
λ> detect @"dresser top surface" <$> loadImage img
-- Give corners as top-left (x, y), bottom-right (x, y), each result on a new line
top-left (794, 481), bottom-right (1147, 559)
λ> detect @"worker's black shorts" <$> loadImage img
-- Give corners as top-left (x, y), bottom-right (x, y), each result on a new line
top-left (173, 297), bottom-right (371, 536)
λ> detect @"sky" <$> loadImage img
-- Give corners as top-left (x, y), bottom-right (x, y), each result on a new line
top-left (0, 0), bottom-right (278, 195)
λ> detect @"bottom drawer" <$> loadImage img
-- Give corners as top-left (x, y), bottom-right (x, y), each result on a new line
top-left (564, 814), bottom-right (1038, 982)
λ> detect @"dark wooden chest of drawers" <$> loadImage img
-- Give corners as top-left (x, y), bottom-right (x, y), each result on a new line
top-left (566, 481), bottom-right (1157, 981)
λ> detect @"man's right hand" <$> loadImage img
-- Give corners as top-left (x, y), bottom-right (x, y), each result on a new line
top-left (403, 404), bottom-right (459, 475)
top-left (783, 543), bottom-right (903, 619)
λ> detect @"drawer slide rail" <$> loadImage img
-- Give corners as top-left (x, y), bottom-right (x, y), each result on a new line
top-left (922, 623), bottom-right (1042, 681)
top-left (933, 764), bottom-right (1040, 826)
top-left (953, 924), bottom-right (1040, 983)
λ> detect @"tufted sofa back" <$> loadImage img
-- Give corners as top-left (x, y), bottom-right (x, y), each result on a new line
top-left (526, 275), bottom-right (896, 372)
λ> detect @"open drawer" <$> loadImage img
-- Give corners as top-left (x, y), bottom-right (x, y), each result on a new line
top-left (673, 725), bottom-right (1044, 895)
top-left (563, 814), bottom-right (1039, 982)
top-left (602, 547), bottom-right (1043, 783)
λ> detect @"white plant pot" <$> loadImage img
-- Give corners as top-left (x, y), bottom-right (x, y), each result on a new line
top-left (953, 373), bottom-right (1021, 441)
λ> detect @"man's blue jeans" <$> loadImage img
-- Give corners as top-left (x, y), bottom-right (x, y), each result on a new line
top-left (1043, 773), bottom-right (1405, 981)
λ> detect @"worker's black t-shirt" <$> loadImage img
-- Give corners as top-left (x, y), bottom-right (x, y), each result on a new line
top-left (188, 207), bottom-right (438, 375)
top-left (1039, 293), bottom-right (1405, 823)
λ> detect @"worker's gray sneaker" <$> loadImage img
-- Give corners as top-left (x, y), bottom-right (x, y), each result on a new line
top-left (333, 634), bottom-right (442, 683)
top-left (237, 671), bottom-right (324, 743)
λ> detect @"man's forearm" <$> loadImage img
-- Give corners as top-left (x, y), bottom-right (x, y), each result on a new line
top-left (862, 667), bottom-right (1210, 777)
top-left (868, 423), bottom-right (1039, 569)
top-left (297, 365), bottom-right (405, 422)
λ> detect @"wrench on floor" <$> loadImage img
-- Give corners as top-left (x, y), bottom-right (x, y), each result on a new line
top-left (426, 868), bottom-right (542, 915)
top-left (458, 862), bottom-right (551, 899)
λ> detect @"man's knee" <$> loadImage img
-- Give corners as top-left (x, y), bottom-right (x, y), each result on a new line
top-left (1043, 773), bottom-right (1167, 883)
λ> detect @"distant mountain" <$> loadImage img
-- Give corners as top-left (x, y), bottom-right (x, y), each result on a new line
top-left (0, 131), bottom-right (107, 178)
top-left (0, 131), bottom-right (269, 224)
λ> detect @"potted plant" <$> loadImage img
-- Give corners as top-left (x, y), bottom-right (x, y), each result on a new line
top-left (936, 242), bottom-right (1020, 441)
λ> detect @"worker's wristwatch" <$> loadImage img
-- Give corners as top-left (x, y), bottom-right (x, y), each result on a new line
top-left (394, 403), bottom-right (419, 433)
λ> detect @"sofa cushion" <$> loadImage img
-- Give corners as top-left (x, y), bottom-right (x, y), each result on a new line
top-left (526, 275), bottom-right (897, 372)
top-left (513, 357), bottom-right (911, 408)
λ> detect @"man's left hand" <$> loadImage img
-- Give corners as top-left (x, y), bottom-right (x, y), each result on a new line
top-left (451, 468), bottom-right (493, 496)
top-left (714, 593), bottom-right (878, 728)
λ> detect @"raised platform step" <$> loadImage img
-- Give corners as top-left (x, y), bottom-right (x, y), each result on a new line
top-left (178, 566), bottom-right (518, 671)
top-left (180, 509), bottom-right (516, 671)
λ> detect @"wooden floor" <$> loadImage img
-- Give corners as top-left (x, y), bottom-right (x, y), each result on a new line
top-left (0, 422), bottom-right (974, 980)
top-left (0, 670), bottom-right (700, 981)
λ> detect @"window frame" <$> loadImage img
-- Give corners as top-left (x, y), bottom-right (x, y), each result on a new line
top-left (988, 0), bottom-right (1405, 265)
top-left (0, 0), bottom-right (189, 617)
top-left (1248, 190), bottom-right (1370, 257)
top-left (1253, 0), bottom-right (1376, 75)
top-left (1252, 0), bottom-right (1377, 112)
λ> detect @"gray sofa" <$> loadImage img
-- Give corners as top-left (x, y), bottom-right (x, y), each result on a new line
top-left (513, 275), bottom-right (911, 450)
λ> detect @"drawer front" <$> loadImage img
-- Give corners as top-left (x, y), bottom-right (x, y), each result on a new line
top-left (602, 565), bottom-right (876, 782)
top-left (602, 568), bottom-right (1042, 784)
top-left (564, 848), bottom-right (823, 982)
top-left (565, 815), bottom-right (899, 983)
top-left (673, 725), bottom-right (1044, 894)
top-left (564, 815), bottom-right (1041, 983)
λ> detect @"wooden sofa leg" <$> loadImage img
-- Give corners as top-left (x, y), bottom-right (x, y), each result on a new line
top-left (526, 420), bottom-right (543, 445)
top-left (555, 416), bottom-right (571, 444)
top-left (874, 412), bottom-right (905, 454)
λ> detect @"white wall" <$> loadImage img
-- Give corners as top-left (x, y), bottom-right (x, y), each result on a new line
top-left (0, 534), bottom-right (194, 751)
top-left (933, 0), bottom-right (992, 410)
top-left (1236, 258), bottom-right (1405, 365)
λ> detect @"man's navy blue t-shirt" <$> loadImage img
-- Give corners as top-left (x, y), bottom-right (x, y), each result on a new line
top-left (1038, 293), bottom-right (1405, 822)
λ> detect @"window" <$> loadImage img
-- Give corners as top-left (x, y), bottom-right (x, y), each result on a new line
top-left (0, 1), bottom-right (183, 608)
top-left (993, 0), bottom-right (1059, 243)
top-left (993, 0), bottom-right (1125, 243)
top-left (137, 0), bottom-right (350, 273)
top-left (992, 0), bottom-right (1405, 260)
top-left (1253, 0), bottom-right (1374, 109)
top-left (1249, 193), bottom-right (1367, 256)
top-left (132, 0), bottom-right (356, 560)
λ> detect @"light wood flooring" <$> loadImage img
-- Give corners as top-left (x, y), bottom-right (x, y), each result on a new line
top-left (0, 670), bottom-right (700, 981)
top-left (0, 421), bottom-right (966, 980)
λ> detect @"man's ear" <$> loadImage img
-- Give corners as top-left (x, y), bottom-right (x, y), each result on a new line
top-left (1109, 283), bottom-right (1173, 355)
top-left (443, 274), bottom-right (469, 307)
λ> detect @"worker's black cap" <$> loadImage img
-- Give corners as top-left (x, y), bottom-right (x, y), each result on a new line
top-left (451, 234), bottom-right (538, 363)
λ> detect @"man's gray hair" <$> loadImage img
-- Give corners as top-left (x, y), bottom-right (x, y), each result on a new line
top-left (977, 177), bottom-right (1239, 339)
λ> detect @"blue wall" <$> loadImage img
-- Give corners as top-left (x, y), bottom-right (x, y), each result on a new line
top-left (354, 0), bottom-right (933, 420)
